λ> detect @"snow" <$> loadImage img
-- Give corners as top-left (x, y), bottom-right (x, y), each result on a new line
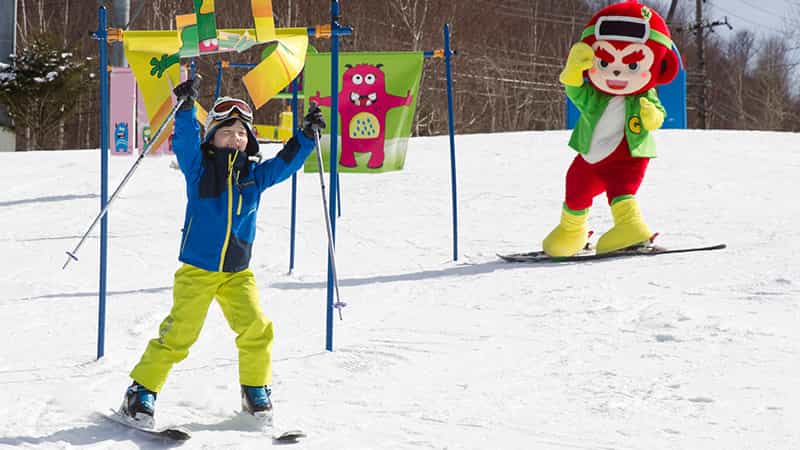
top-left (0, 129), bottom-right (798, 449)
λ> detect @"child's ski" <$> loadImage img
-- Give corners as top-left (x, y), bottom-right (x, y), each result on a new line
top-left (103, 409), bottom-right (191, 441)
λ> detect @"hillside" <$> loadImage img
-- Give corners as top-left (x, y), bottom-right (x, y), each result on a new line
top-left (0, 129), bottom-right (798, 449)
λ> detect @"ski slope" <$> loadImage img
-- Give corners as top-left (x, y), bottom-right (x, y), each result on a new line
top-left (0, 129), bottom-right (798, 449)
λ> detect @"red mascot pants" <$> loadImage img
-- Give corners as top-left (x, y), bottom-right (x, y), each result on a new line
top-left (564, 139), bottom-right (650, 211)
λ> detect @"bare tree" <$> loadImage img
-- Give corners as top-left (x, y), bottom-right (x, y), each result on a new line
top-left (751, 37), bottom-right (794, 129)
top-left (725, 31), bottom-right (756, 128)
top-left (388, 0), bottom-right (430, 52)
top-left (7, 0), bottom-right (800, 150)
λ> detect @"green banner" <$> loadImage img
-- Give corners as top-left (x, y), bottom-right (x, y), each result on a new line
top-left (303, 52), bottom-right (424, 173)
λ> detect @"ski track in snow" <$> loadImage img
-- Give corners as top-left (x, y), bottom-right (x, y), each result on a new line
top-left (0, 130), bottom-right (798, 449)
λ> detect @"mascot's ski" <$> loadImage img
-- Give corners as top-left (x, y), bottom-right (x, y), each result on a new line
top-left (498, 243), bottom-right (726, 263)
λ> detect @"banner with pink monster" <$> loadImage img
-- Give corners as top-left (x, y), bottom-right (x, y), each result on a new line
top-left (303, 52), bottom-right (424, 173)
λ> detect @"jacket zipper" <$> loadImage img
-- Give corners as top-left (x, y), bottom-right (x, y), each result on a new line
top-left (218, 152), bottom-right (237, 271)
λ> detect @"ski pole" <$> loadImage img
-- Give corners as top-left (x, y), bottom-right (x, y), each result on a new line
top-left (313, 128), bottom-right (347, 319)
top-left (62, 97), bottom-right (187, 269)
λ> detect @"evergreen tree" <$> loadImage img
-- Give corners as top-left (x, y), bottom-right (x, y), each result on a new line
top-left (0, 35), bottom-right (94, 150)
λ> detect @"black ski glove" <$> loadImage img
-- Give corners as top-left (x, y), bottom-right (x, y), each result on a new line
top-left (302, 103), bottom-right (326, 139)
top-left (173, 76), bottom-right (201, 111)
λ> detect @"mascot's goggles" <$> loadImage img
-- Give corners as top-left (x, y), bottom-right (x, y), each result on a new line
top-left (582, 16), bottom-right (673, 49)
top-left (209, 97), bottom-right (254, 124)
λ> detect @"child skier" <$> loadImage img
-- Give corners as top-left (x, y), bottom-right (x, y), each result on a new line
top-left (120, 77), bottom-right (325, 428)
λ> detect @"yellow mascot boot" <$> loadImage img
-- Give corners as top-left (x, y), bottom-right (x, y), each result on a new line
top-left (542, 208), bottom-right (589, 257)
top-left (596, 197), bottom-right (652, 254)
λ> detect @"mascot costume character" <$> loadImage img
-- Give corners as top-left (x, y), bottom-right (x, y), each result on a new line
top-left (543, 0), bottom-right (680, 257)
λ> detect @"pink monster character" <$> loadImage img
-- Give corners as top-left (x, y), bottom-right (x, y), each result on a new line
top-left (310, 63), bottom-right (413, 169)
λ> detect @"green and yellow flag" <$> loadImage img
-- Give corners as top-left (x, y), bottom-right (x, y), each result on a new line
top-left (303, 52), bottom-right (424, 173)
top-left (121, 1), bottom-right (307, 140)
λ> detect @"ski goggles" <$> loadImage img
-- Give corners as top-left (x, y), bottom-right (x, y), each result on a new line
top-left (582, 15), bottom-right (673, 50)
top-left (209, 97), bottom-right (254, 124)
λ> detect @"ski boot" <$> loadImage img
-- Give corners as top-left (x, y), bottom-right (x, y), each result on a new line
top-left (596, 197), bottom-right (652, 254)
top-left (120, 381), bottom-right (157, 429)
top-left (241, 385), bottom-right (273, 421)
top-left (542, 207), bottom-right (589, 257)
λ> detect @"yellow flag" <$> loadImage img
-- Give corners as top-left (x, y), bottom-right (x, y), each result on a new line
top-left (243, 29), bottom-right (308, 108)
top-left (123, 27), bottom-right (308, 130)
top-left (123, 31), bottom-right (184, 149)
top-left (251, 0), bottom-right (276, 42)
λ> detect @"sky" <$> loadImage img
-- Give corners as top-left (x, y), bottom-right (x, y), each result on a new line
top-left (0, 128), bottom-right (798, 449)
top-left (706, 0), bottom-right (796, 37)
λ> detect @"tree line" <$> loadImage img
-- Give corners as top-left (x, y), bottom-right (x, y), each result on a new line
top-left (2, 0), bottom-right (799, 150)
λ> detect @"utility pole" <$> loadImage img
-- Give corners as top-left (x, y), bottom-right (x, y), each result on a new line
top-left (0, 0), bottom-right (16, 151)
top-left (110, 0), bottom-right (130, 67)
top-left (682, 0), bottom-right (731, 129)
top-left (695, 0), bottom-right (706, 129)
top-left (666, 0), bottom-right (679, 25)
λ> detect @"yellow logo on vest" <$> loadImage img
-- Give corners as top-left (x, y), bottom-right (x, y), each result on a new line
top-left (628, 116), bottom-right (642, 134)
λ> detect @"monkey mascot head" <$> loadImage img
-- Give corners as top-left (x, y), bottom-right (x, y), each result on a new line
top-left (580, 0), bottom-right (680, 96)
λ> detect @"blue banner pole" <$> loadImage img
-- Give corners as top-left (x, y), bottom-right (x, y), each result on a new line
top-left (326, 0), bottom-right (341, 352)
top-left (321, 2), bottom-right (354, 351)
top-left (444, 23), bottom-right (458, 261)
top-left (214, 61), bottom-right (223, 99)
top-left (93, 6), bottom-right (110, 360)
top-left (289, 77), bottom-right (299, 272)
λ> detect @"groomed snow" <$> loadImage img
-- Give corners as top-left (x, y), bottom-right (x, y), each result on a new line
top-left (0, 129), bottom-right (798, 449)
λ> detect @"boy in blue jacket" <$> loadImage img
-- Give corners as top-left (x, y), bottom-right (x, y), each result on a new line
top-left (119, 77), bottom-right (325, 428)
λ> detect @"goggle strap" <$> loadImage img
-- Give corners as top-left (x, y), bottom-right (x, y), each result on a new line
top-left (580, 24), bottom-right (673, 50)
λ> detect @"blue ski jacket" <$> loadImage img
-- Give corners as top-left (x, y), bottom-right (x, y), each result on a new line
top-left (172, 107), bottom-right (315, 272)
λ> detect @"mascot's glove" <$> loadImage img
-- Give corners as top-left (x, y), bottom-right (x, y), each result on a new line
top-left (173, 76), bottom-right (201, 112)
top-left (640, 97), bottom-right (665, 131)
top-left (302, 103), bottom-right (326, 139)
top-left (559, 42), bottom-right (594, 87)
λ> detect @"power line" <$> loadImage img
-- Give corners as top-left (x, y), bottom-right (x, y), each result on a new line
top-left (706, 0), bottom-right (787, 35)
top-left (729, 0), bottom-right (784, 18)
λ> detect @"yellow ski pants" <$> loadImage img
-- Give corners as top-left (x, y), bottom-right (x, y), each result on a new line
top-left (130, 264), bottom-right (273, 392)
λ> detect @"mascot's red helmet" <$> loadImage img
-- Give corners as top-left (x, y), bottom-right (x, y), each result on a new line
top-left (580, 0), bottom-right (680, 95)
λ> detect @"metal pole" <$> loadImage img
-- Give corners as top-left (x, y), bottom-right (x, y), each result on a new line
top-left (695, 0), bottom-right (707, 129)
top-left (289, 77), bottom-right (299, 272)
top-left (96, 7), bottom-right (110, 359)
top-left (444, 24), bottom-right (458, 261)
top-left (64, 97), bottom-right (186, 269)
top-left (215, 61), bottom-right (223, 100)
top-left (314, 130), bottom-right (345, 320)
top-left (110, 0), bottom-right (129, 67)
top-left (666, 0), bottom-right (679, 25)
top-left (326, 0), bottom-right (341, 352)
